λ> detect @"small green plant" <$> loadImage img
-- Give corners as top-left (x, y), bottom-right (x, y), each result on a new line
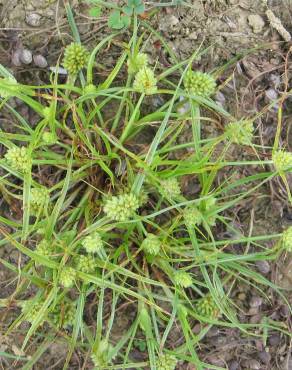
top-left (108, 0), bottom-right (145, 29)
top-left (0, 3), bottom-right (291, 368)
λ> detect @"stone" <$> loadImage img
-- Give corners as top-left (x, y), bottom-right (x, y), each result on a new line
top-left (248, 14), bottom-right (265, 34)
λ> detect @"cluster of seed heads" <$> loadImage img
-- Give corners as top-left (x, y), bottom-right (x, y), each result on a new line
top-left (36, 239), bottom-right (52, 256)
top-left (157, 353), bottom-right (178, 370)
top-left (30, 187), bottom-right (49, 216)
top-left (21, 301), bottom-right (45, 325)
top-left (195, 295), bottom-right (219, 320)
top-left (62, 42), bottom-right (89, 75)
top-left (160, 178), bottom-right (181, 199)
top-left (272, 150), bottom-right (292, 172)
top-left (5, 146), bottom-right (32, 173)
top-left (50, 301), bottom-right (76, 329)
top-left (133, 67), bottom-right (158, 95)
top-left (91, 339), bottom-right (112, 367)
top-left (103, 193), bottom-right (140, 222)
top-left (183, 207), bottom-right (203, 228)
top-left (225, 120), bottom-right (254, 145)
top-left (141, 233), bottom-right (161, 256)
top-left (59, 267), bottom-right (76, 288)
top-left (81, 232), bottom-right (103, 253)
top-left (127, 52), bottom-right (148, 74)
top-left (42, 131), bottom-right (57, 145)
top-left (184, 70), bottom-right (216, 98)
top-left (282, 227), bottom-right (292, 252)
top-left (174, 271), bottom-right (193, 288)
top-left (76, 255), bottom-right (96, 274)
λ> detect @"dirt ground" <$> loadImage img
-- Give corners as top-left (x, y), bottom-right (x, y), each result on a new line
top-left (0, 0), bottom-right (292, 369)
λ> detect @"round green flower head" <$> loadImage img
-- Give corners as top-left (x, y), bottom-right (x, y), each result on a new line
top-left (127, 52), bottom-right (148, 74)
top-left (36, 239), bottom-right (52, 256)
top-left (272, 150), bottom-right (292, 172)
top-left (62, 42), bottom-right (89, 75)
top-left (30, 187), bottom-right (49, 215)
top-left (174, 271), bottom-right (192, 288)
top-left (83, 83), bottom-right (96, 95)
top-left (0, 77), bottom-right (19, 99)
top-left (157, 353), bottom-right (177, 370)
top-left (184, 70), bottom-right (216, 97)
top-left (76, 255), bottom-right (96, 274)
top-left (195, 295), bottom-right (219, 320)
top-left (59, 267), bottom-right (76, 288)
top-left (42, 131), bottom-right (57, 145)
top-left (160, 178), bottom-right (181, 199)
top-left (82, 232), bottom-right (103, 253)
top-left (225, 119), bottom-right (254, 145)
top-left (104, 193), bottom-right (139, 222)
top-left (183, 207), bottom-right (202, 228)
top-left (50, 301), bottom-right (76, 328)
top-left (282, 227), bottom-right (292, 252)
top-left (5, 146), bottom-right (32, 173)
top-left (133, 67), bottom-right (158, 95)
top-left (141, 233), bottom-right (161, 256)
top-left (21, 300), bottom-right (46, 325)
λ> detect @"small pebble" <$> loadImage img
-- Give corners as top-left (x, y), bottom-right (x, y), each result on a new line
top-left (11, 50), bottom-right (22, 66)
top-left (258, 350), bottom-right (271, 364)
top-left (269, 334), bottom-right (281, 346)
top-left (280, 304), bottom-right (289, 317)
top-left (255, 260), bottom-right (270, 274)
top-left (250, 296), bottom-right (263, 308)
top-left (248, 14), bottom-right (265, 34)
top-left (33, 54), bottom-right (48, 68)
top-left (238, 292), bottom-right (246, 301)
top-left (265, 88), bottom-right (278, 101)
top-left (228, 360), bottom-right (239, 370)
top-left (19, 49), bottom-right (33, 64)
top-left (242, 359), bottom-right (261, 369)
top-left (26, 13), bottom-right (41, 27)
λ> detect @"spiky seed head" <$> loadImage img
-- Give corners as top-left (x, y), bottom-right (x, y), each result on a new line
top-left (184, 70), bottom-right (216, 97)
top-left (82, 232), bottom-right (103, 253)
top-left (21, 300), bottom-right (46, 325)
top-left (103, 193), bottom-right (140, 222)
top-left (160, 178), bottom-right (181, 199)
top-left (50, 301), bottom-right (76, 328)
top-left (225, 120), bottom-right (254, 145)
top-left (195, 295), bottom-right (219, 320)
top-left (30, 187), bottom-right (49, 216)
top-left (127, 52), bottom-right (148, 74)
top-left (282, 227), bottom-right (292, 252)
top-left (272, 150), bottom-right (292, 172)
top-left (42, 131), bottom-right (57, 145)
top-left (59, 267), bottom-right (76, 288)
top-left (174, 271), bottom-right (192, 288)
top-left (133, 67), bottom-right (158, 95)
top-left (5, 146), bottom-right (32, 173)
top-left (183, 207), bottom-right (203, 228)
top-left (141, 233), bottom-right (161, 256)
top-left (91, 339), bottom-right (111, 367)
top-left (0, 77), bottom-right (19, 99)
top-left (157, 353), bottom-right (178, 370)
top-left (36, 239), bottom-right (52, 256)
top-left (83, 84), bottom-right (97, 95)
top-left (76, 255), bottom-right (96, 273)
top-left (62, 42), bottom-right (89, 75)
